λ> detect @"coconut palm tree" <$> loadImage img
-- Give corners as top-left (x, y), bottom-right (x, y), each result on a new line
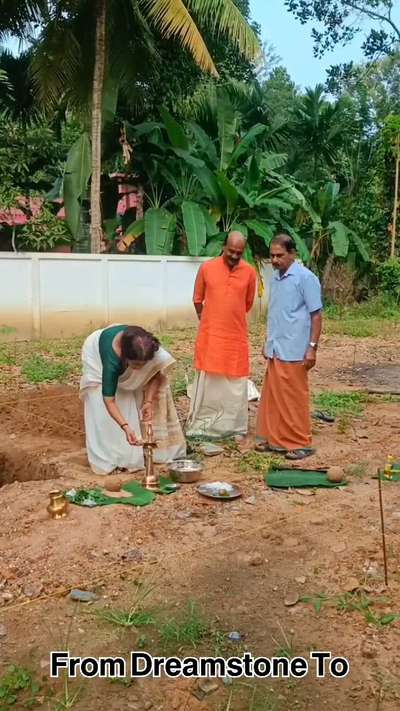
top-left (29, 0), bottom-right (259, 251)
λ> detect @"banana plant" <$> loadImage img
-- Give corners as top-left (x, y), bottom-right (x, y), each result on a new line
top-left (127, 90), bottom-right (312, 262)
top-left (302, 181), bottom-right (369, 285)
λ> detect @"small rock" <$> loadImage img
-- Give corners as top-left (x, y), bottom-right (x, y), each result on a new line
top-left (261, 530), bottom-right (271, 539)
top-left (391, 512), bottom-right (400, 520)
top-left (122, 549), bottom-right (144, 563)
top-left (244, 496), bottom-right (256, 505)
top-left (199, 443), bottom-right (224, 457)
top-left (23, 583), bottom-right (43, 599)
top-left (249, 553), bottom-right (263, 567)
top-left (197, 679), bottom-right (219, 696)
top-left (127, 705), bottom-right (140, 711)
top-left (9, 434), bottom-right (16, 440)
top-left (40, 658), bottom-right (49, 669)
top-left (69, 589), bottom-right (98, 603)
top-left (0, 624), bottom-right (7, 637)
top-left (103, 550), bottom-right (110, 556)
top-left (144, 702), bottom-right (153, 710)
top-left (222, 676), bottom-right (233, 686)
top-left (284, 592), bottom-right (299, 607)
top-left (1, 593), bottom-right (13, 603)
top-left (228, 631), bottom-right (241, 642)
top-left (295, 576), bottom-right (306, 585)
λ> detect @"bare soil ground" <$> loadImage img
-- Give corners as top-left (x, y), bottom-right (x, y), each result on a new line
top-left (1, 327), bottom-right (400, 711)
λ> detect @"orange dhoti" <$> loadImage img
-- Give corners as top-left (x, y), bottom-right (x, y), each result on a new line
top-left (256, 358), bottom-right (311, 450)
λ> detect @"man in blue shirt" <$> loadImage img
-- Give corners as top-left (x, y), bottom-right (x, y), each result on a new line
top-left (256, 234), bottom-right (323, 460)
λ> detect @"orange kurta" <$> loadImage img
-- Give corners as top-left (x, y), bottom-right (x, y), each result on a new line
top-left (193, 256), bottom-right (257, 377)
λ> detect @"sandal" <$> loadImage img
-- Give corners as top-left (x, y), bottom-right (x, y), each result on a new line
top-left (255, 442), bottom-right (287, 454)
top-left (285, 448), bottom-right (316, 460)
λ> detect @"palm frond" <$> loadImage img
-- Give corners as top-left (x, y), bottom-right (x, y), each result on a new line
top-left (0, 0), bottom-right (46, 38)
top-left (30, 19), bottom-right (83, 108)
top-left (141, 0), bottom-right (218, 76)
top-left (187, 0), bottom-right (260, 60)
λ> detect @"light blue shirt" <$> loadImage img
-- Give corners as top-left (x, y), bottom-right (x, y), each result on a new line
top-left (264, 261), bottom-right (323, 361)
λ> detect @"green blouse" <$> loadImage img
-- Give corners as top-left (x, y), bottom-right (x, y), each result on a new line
top-left (98, 324), bottom-right (128, 397)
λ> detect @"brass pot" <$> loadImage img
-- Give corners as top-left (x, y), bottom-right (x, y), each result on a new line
top-left (47, 490), bottom-right (68, 519)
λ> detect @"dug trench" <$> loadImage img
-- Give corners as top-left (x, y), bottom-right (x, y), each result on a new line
top-left (0, 385), bottom-right (85, 487)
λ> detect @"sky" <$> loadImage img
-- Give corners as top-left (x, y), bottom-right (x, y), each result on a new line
top-left (250, 0), bottom-right (399, 88)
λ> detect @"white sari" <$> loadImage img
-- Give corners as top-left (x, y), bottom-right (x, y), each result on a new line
top-left (79, 328), bottom-right (186, 475)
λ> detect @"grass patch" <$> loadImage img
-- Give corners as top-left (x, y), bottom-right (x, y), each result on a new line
top-left (171, 355), bottom-right (193, 398)
top-left (236, 451), bottom-right (284, 475)
top-left (94, 608), bottom-right (155, 628)
top-left (0, 664), bottom-right (49, 710)
top-left (324, 299), bottom-right (400, 338)
top-left (301, 591), bottom-right (399, 628)
top-left (313, 390), bottom-right (368, 417)
top-left (0, 345), bottom-right (16, 366)
top-left (93, 582), bottom-right (155, 629)
top-left (51, 677), bottom-right (81, 710)
top-left (21, 355), bottom-right (74, 384)
top-left (158, 600), bottom-right (209, 652)
top-left (223, 682), bottom-right (284, 711)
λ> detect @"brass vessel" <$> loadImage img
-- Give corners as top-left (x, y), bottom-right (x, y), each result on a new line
top-left (47, 490), bottom-right (68, 519)
top-left (143, 423), bottom-right (159, 491)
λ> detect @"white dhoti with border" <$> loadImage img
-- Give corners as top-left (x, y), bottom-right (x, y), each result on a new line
top-left (186, 370), bottom-right (248, 438)
top-left (79, 329), bottom-right (186, 474)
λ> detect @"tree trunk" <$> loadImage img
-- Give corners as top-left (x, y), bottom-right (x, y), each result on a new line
top-left (90, 0), bottom-right (106, 253)
top-left (322, 253), bottom-right (334, 292)
top-left (391, 149), bottom-right (399, 258)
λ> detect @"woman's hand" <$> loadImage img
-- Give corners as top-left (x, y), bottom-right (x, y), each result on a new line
top-left (122, 424), bottom-right (142, 446)
top-left (140, 401), bottom-right (153, 423)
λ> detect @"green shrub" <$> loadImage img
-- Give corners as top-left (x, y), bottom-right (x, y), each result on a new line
top-left (377, 259), bottom-right (400, 302)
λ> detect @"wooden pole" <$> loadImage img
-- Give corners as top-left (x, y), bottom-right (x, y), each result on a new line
top-left (377, 470), bottom-right (389, 587)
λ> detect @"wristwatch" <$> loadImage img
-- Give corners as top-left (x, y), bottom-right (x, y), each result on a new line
top-left (309, 342), bottom-right (318, 349)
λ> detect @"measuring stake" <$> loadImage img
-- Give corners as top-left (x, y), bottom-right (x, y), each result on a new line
top-left (377, 469), bottom-right (389, 587)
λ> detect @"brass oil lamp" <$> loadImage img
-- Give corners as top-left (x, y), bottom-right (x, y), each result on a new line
top-left (47, 490), bottom-right (68, 519)
top-left (142, 423), bottom-right (159, 491)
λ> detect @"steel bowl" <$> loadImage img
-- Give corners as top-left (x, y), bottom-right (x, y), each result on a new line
top-left (168, 459), bottom-right (204, 483)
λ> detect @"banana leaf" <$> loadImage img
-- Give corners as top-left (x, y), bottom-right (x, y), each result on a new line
top-left (63, 132), bottom-right (91, 239)
top-left (186, 120), bottom-right (218, 166)
top-left (229, 124), bottom-right (267, 166)
top-left (329, 220), bottom-right (350, 258)
top-left (145, 208), bottom-right (176, 255)
top-left (202, 233), bottom-right (226, 257)
top-left (182, 201), bottom-right (207, 255)
top-left (217, 87), bottom-right (237, 172)
top-left (245, 220), bottom-right (275, 247)
top-left (160, 108), bottom-right (189, 151)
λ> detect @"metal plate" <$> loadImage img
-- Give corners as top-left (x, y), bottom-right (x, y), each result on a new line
top-left (196, 484), bottom-right (242, 501)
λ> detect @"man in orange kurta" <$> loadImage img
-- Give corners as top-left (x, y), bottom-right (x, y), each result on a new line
top-left (186, 232), bottom-right (257, 439)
